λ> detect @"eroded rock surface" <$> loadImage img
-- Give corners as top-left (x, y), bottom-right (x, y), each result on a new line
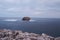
top-left (0, 29), bottom-right (55, 40)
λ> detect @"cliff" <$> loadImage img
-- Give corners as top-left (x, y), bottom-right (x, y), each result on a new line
top-left (0, 29), bottom-right (59, 40)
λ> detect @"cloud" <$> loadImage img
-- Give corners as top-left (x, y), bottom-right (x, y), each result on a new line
top-left (0, 0), bottom-right (60, 18)
top-left (7, 7), bottom-right (21, 12)
top-left (3, 0), bottom-right (18, 3)
top-left (3, 0), bottom-right (31, 4)
top-left (7, 6), bottom-right (32, 12)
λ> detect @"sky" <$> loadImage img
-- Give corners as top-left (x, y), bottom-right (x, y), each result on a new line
top-left (0, 0), bottom-right (60, 18)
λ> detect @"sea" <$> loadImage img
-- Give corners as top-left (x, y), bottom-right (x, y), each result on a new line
top-left (0, 17), bottom-right (60, 37)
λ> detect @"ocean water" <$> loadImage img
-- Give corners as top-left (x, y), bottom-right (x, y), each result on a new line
top-left (0, 17), bottom-right (60, 37)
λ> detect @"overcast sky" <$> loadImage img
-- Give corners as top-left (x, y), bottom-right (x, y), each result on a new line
top-left (0, 0), bottom-right (60, 18)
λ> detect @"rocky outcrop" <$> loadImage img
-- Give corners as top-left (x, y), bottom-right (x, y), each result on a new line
top-left (55, 37), bottom-right (60, 40)
top-left (22, 17), bottom-right (30, 21)
top-left (0, 29), bottom-right (55, 40)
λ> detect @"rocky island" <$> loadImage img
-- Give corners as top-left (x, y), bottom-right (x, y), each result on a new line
top-left (0, 29), bottom-right (59, 40)
top-left (22, 17), bottom-right (30, 21)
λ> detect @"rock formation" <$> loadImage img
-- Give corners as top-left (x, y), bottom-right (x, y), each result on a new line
top-left (22, 17), bottom-right (30, 21)
top-left (55, 37), bottom-right (60, 40)
top-left (0, 29), bottom-right (55, 40)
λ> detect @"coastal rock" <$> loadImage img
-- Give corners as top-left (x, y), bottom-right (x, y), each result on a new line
top-left (22, 17), bottom-right (30, 21)
top-left (55, 37), bottom-right (60, 40)
top-left (0, 29), bottom-right (56, 40)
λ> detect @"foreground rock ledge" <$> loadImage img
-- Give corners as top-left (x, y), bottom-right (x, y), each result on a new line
top-left (0, 29), bottom-right (59, 40)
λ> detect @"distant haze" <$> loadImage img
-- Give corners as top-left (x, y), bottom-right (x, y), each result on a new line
top-left (0, 0), bottom-right (60, 18)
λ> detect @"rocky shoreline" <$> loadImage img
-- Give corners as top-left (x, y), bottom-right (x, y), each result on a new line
top-left (0, 29), bottom-right (59, 40)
